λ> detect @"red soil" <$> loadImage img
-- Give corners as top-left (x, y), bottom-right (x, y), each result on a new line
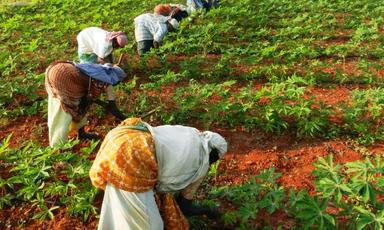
top-left (306, 86), bottom-right (351, 105)
top-left (0, 60), bottom-right (382, 228)
top-left (0, 115), bottom-right (49, 147)
top-left (215, 129), bottom-right (363, 193)
top-left (1, 107), bottom-right (381, 229)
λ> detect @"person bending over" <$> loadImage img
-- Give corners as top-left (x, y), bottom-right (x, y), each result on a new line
top-left (77, 27), bottom-right (128, 119)
top-left (90, 117), bottom-right (228, 230)
top-left (45, 61), bottom-right (126, 147)
top-left (134, 13), bottom-right (179, 56)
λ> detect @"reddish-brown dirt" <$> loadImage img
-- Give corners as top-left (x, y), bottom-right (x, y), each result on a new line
top-left (1, 59), bottom-right (383, 229)
top-left (215, 129), bottom-right (365, 192)
top-left (0, 115), bottom-right (49, 147)
top-left (1, 107), bottom-right (383, 229)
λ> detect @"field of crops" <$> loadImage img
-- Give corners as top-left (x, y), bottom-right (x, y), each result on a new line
top-left (1, 0), bottom-right (384, 229)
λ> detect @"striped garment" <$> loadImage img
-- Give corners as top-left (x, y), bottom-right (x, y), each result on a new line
top-left (134, 13), bottom-right (169, 43)
top-left (45, 62), bottom-right (107, 122)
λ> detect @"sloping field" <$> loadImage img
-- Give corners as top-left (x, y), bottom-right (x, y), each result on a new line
top-left (1, 0), bottom-right (384, 229)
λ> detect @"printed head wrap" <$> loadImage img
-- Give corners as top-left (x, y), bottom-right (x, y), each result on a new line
top-left (154, 4), bottom-right (172, 16)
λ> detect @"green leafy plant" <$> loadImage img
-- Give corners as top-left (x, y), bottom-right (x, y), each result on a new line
top-left (0, 138), bottom-right (99, 221)
top-left (209, 168), bottom-right (284, 228)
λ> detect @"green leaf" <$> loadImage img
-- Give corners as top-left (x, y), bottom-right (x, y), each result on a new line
top-left (323, 214), bottom-right (335, 226)
top-left (354, 206), bottom-right (373, 216)
top-left (356, 218), bottom-right (373, 230)
top-left (362, 184), bottom-right (370, 203)
top-left (0, 134), bottom-right (12, 154)
top-left (339, 184), bottom-right (353, 194)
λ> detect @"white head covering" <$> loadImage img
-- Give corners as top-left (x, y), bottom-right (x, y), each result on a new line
top-left (143, 124), bottom-right (208, 192)
top-left (201, 131), bottom-right (228, 158)
top-left (143, 123), bottom-right (227, 192)
top-left (168, 18), bottom-right (179, 29)
top-left (185, 7), bottom-right (192, 16)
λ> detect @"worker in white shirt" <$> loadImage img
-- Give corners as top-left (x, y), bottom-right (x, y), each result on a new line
top-left (76, 27), bottom-right (128, 120)
top-left (77, 27), bottom-right (128, 64)
top-left (134, 13), bottom-right (179, 56)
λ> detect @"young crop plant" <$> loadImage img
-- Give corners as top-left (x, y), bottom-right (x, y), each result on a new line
top-left (312, 155), bottom-right (350, 204)
top-left (0, 137), bottom-right (100, 222)
top-left (203, 153), bottom-right (384, 229)
top-left (254, 79), bottom-right (330, 136)
top-left (342, 88), bottom-right (384, 144)
top-left (0, 135), bottom-right (13, 209)
top-left (345, 157), bottom-right (384, 205)
top-left (3, 0), bottom-right (384, 228)
top-left (209, 168), bottom-right (285, 229)
top-left (169, 79), bottom-right (236, 127)
top-left (293, 192), bottom-right (336, 229)
top-left (143, 70), bottom-right (188, 90)
top-left (310, 154), bottom-right (384, 229)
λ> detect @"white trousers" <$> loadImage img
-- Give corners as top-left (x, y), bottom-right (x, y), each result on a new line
top-left (98, 183), bottom-right (163, 230)
top-left (47, 96), bottom-right (86, 147)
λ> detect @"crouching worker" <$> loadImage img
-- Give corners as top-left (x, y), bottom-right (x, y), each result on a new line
top-left (134, 13), bottom-right (179, 56)
top-left (89, 117), bottom-right (228, 230)
top-left (77, 27), bottom-right (128, 120)
top-left (45, 61), bottom-right (127, 147)
top-left (77, 27), bottom-right (128, 64)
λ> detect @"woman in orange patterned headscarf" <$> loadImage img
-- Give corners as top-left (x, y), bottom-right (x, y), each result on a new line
top-left (89, 118), bottom-right (228, 230)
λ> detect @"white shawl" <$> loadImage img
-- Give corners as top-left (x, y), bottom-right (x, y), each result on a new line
top-left (144, 124), bottom-right (211, 192)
